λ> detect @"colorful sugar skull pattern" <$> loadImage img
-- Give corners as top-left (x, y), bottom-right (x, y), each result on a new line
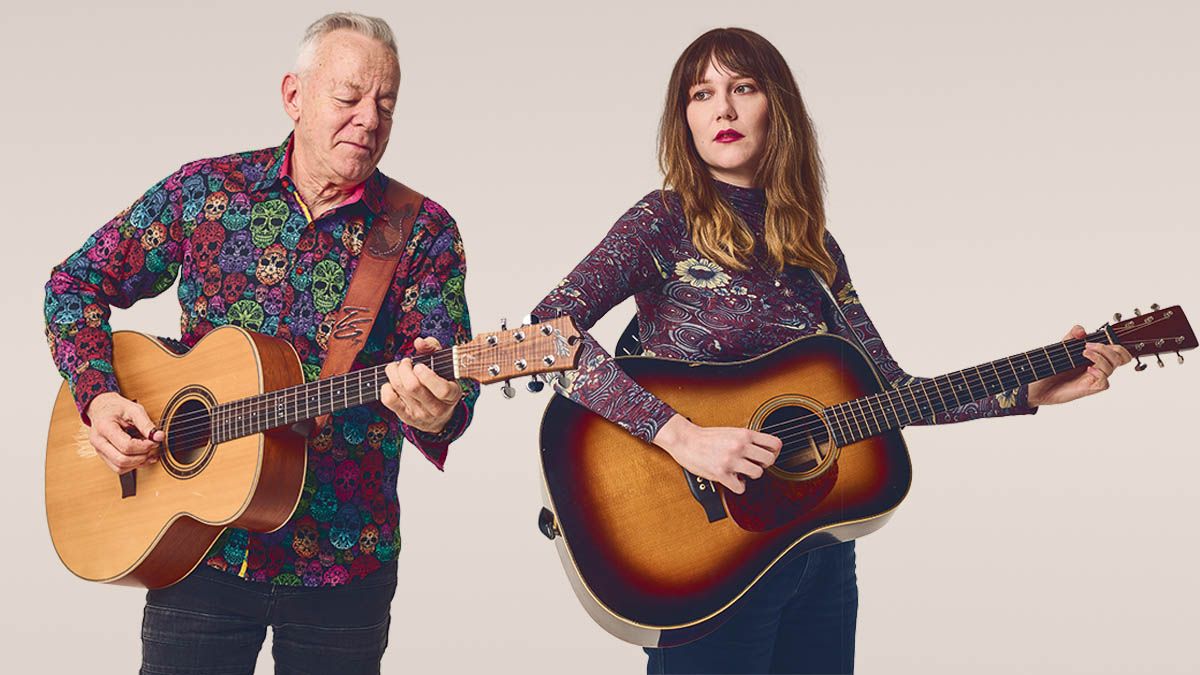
top-left (533, 181), bottom-right (1034, 443)
top-left (45, 137), bottom-right (478, 586)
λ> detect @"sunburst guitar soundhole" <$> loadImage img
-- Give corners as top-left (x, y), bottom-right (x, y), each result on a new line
top-left (752, 396), bottom-right (839, 480)
top-left (160, 386), bottom-right (217, 479)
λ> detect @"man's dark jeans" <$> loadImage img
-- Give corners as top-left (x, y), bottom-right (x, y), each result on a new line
top-left (140, 562), bottom-right (398, 675)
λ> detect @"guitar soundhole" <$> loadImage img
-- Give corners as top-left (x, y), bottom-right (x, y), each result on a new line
top-left (758, 404), bottom-right (835, 478)
top-left (161, 387), bottom-right (217, 479)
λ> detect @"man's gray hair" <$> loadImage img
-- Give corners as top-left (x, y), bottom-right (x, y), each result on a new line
top-left (294, 12), bottom-right (398, 74)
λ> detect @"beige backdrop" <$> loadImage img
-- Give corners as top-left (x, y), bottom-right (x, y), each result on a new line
top-left (2, 1), bottom-right (1197, 673)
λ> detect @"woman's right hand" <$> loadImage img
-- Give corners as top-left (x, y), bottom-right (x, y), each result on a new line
top-left (653, 414), bottom-right (782, 494)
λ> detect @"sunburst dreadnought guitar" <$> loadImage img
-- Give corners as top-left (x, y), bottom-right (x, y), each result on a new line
top-left (537, 305), bottom-right (1195, 647)
top-left (46, 316), bottom-right (581, 588)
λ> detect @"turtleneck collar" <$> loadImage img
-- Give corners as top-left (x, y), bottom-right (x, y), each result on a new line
top-left (713, 179), bottom-right (766, 215)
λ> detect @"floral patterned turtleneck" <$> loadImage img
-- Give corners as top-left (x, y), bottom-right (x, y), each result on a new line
top-left (533, 181), bottom-right (1034, 442)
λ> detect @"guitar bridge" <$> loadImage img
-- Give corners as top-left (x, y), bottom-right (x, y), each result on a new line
top-left (119, 470), bottom-right (136, 498)
top-left (684, 469), bottom-right (726, 523)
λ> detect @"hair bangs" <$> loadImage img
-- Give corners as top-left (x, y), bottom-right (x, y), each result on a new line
top-left (658, 28), bottom-right (837, 284)
top-left (683, 31), bottom-right (771, 90)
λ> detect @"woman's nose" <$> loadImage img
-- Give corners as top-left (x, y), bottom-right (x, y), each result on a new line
top-left (716, 97), bottom-right (737, 122)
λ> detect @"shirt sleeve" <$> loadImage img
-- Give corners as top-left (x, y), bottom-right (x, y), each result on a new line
top-left (394, 201), bottom-right (479, 468)
top-left (819, 232), bottom-right (1037, 424)
top-left (532, 194), bottom-right (679, 443)
top-left (44, 170), bottom-right (186, 421)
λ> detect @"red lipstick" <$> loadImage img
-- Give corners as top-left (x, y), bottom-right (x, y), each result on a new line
top-left (714, 129), bottom-right (744, 143)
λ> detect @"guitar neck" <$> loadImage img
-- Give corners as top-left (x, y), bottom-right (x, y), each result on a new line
top-left (825, 328), bottom-right (1112, 446)
top-left (210, 349), bottom-right (456, 443)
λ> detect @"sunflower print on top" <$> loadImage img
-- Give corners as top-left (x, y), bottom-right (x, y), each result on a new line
top-left (675, 257), bottom-right (732, 290)
top-left (532, 181), bottom-right (1034, 443)
top-left (44, 136), bottom-right (478, 587)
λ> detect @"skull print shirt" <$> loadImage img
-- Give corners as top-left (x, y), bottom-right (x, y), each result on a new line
top-left (44, 136), bottom-right (479, 586)
top-left (532, 181), bottom-right (1035, 444)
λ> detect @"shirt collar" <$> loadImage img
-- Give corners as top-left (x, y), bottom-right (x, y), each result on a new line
top-left (251, 133), bottom-right (387, 217)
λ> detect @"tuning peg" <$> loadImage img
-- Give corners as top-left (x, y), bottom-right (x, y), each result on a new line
top-left (501, 380), bottom-right (516, 398)
top-left (500, 317), bottom-right (508, 331)
top-left (1151, 303), bottom-right (1160, 311)
top-left (1177, 351), bottom-right (1185, 364)
top-left (1134, 357), bottom-right (1147, 372)
top-left (1156, 354), bottom-right (1165, 368)
top-left (526, 379), bottom-right (545, 393)
top-left (1134, 308), bottom-right (1142, 317)
top-left (524, 314), bottom-right (540, 325)
top-left (1113, 313), bottom-right (1122, 322)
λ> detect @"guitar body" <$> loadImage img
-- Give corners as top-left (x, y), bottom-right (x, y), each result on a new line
top-left (44, 315), bottom-right (585, 590)
top-left (539, 333), bottom-right (912, 646)
top-left (45, 326), bottom-right (307, 588)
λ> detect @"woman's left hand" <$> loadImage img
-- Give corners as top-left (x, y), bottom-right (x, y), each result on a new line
top-left (1026, 325), bottom-right (1133, 406)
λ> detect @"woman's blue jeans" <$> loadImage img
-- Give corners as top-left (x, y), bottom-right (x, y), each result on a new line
top-left (645, 541), bottom-right (858, 674)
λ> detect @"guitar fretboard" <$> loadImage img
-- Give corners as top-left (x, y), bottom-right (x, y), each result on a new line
top-left (210, 350), bottom-right (456, 443)
top-left (822, 329), bottom-right (1109, 446)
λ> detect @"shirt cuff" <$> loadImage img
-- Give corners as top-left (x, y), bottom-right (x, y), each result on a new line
top-left (403, 398), bottom-right (471, 470)
top-left (1014, 383), bottom-right (1039, 415)
top-left (72, 369), bottom-right (121, 426)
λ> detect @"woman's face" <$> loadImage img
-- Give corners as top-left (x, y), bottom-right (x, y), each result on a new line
top-left (686, 59), bottom-right (769, 188)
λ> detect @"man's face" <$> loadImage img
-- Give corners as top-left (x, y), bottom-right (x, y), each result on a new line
top-left (284, 30), bottom-right (400, 187)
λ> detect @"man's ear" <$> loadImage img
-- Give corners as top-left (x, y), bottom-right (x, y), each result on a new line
top-left (281, 72), bottom-right (302, 123)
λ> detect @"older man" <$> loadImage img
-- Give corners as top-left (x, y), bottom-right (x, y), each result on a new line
top-left (43, 13), bottom-right (476, 673)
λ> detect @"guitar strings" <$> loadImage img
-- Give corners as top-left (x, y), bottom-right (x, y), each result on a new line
top-left (158, 331), bottom-right (569, 446)
top-left (751, 320), bottom-right (1168, 447)
top-left (760, 342), bottom-right (1117, 460)
top-left (728, 329), bottom-right (1139, 461)
top-left (766, 342), bottom-right (1090, 443)
top-left (155, 319), bottom-right (1154, 451)
top-left (158, 325), bottom-right (1132, 450)
top-left (161, 329), bottom-right (1090, 453)
top-left (163, 325), bottom-right (563, 433)
top-left (149, 319), bottom-right (1164, 451)
top-left (145, 316), bottom-right (1153, 434)
top-left (154, 348), bottom-right (465, 446)
top-left (159, 355), bottom-right (456, 447)
top-left (159, 336), bottom-right (1091, 461)
top-left (156, 337), bottom-right (502, 431)
top-left (156, 350), bottom-right (454, 430)
top-left (755, 325), bottom-right (1150, 438)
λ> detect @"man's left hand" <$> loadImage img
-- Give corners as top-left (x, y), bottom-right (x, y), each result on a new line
top-left (380, 337), bottom-right (463, 433)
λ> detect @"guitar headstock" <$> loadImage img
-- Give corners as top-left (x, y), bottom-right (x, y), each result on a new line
top-left (456, 315), bottom-right (582, 393)
top-left (1107, 304), bottom-right (1196, 370)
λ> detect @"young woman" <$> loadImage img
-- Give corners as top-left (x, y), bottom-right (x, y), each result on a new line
top-left (531, 28), bottom-right (1130, 674)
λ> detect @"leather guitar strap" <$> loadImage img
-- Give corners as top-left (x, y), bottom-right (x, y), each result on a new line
top-left (312, 179), bottom-right (424, 432)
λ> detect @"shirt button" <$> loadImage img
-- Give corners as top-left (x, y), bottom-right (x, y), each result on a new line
top-left (774, 280), bottom-right (781, 287)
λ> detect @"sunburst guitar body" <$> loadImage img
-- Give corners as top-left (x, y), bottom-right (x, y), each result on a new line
top-left (538, 306), bottom-right (1195, 646)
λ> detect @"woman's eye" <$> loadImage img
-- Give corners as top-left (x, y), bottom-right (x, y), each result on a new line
top-left (691, 90), bottom-right (711, 101)
top-left (734, 84), bottom-right (756, 94)
top-left (379, 107), bottom-right (394, 119)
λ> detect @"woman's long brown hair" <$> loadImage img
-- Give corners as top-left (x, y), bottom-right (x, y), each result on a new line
top-left (658, 28), bottom-right (836, 283)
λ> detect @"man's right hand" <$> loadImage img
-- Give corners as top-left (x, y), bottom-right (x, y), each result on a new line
top-left (653, 414), bottom-right (782, 494)
top-left (85, 392), bottom-right (164, 474)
